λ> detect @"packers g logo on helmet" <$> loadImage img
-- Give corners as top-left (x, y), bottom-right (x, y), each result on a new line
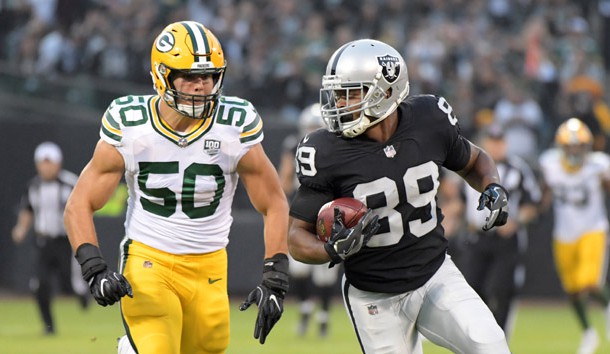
top-left (150, 21), bottom-right (226, 120)
top-left (555, 117), bottom-right (593, 171)
top-left (155, 32), bottom-right (175, 53)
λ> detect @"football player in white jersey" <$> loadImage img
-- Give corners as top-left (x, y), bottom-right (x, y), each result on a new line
top-left (64, 21), bottom-right (289, 354)
top-left (539, 118), bottom-right (610, 354)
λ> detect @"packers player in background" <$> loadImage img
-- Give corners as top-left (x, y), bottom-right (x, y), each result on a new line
top-left (539, 118), bottom-right (610, 354)
top-left (64, 21), bottom-right (289, 354)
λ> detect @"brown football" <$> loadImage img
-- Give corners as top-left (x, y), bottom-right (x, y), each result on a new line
top-left (316, 197), bottom-right (368, 242)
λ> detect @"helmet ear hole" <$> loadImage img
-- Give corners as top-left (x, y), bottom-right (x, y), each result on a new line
top-left (385, 88), bottom-right (392, 99)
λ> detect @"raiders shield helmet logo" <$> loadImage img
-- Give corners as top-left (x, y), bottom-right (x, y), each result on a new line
top-left (377, 54), bottom-right (400, 83)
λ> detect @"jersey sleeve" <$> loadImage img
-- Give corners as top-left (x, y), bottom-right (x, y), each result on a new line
top-left (237, 100), bottom-right (264, 147)
top-left (593, 152), bottom-right (610, 180)
top-left (218, 97), bottom-right (264, 166)
top-left (418, 95), bottom-right (471, 171)
top-left (99, 97), bottom-right (125, 146)
top-left (293, 130), bottom-right (334, 192)
top-left (289, 184), bottom-right (334, 224)
top-left (290, 131), bottom-right (336, 222)
top-left (20, 181), bottom-right (34, 212)
top-left (444, 134), bottom-right (471, 172)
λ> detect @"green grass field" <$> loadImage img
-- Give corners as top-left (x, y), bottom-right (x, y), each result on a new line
top-left (0, 296), bottom-right (608, 354)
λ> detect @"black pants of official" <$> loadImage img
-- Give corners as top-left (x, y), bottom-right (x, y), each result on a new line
top-left (34, 236), bottom-right (74, 333)
top-left (458, 231), bottom-right (520, 332)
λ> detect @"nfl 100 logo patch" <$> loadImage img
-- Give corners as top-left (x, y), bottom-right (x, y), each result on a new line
top-left (204, 139), bottom-right (221, 155)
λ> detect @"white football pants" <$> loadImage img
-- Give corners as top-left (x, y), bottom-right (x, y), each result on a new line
top-left (342, 255), bottom-right (510, 354)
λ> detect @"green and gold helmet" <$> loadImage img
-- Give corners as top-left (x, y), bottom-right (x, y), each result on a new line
top-left (150, 21), bottom-right (226, 119)
top-left (555, 117), bottom-right (593, 171)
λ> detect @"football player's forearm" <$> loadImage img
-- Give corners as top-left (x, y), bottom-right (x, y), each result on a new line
top-left (265, 222), bottom-right (288, 258)
top-left (460, 146), bottom-right (500, 192)
top-left (262, 210), bottom-right (289, 258)
top-left (64, 198), bottom-right (99, 252)
top-left (288, 227), bottom-right (330, 264)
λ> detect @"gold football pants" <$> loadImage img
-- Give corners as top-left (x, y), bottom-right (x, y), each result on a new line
top-left (553, 230), bottom-right (607, 294)
top-left (120, 239), bottom-right (229, 354)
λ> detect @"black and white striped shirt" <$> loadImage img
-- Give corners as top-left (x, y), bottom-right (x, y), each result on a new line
top-left (21, 170), bottom-right (78, 238)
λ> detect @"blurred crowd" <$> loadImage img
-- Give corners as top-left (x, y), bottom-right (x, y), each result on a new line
top-left (1, 0), bottom-right (610, 164)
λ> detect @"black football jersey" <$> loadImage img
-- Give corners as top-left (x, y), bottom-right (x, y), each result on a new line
top-left (289, 95), bottom-right (472, 293)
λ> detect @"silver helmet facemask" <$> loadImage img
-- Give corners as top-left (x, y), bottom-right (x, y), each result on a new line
top-left (320, 39), bottom-right (410, 138)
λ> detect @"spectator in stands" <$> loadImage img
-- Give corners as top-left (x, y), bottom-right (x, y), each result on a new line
top-left (493, 78), bottom-right (544, 165)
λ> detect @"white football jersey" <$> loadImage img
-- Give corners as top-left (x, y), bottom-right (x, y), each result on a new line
top-left (99, 95), bottom-right (263, 254)
top-left (539, 148), bottom-right (610, 242)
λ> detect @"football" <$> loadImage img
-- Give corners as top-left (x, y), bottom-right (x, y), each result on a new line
top-left (316, 197), bottom-right (368, 242)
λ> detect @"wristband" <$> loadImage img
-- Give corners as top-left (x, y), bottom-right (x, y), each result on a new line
top-left (75, 243), bottom-right (107, 281)
top-left (262, 253), bottom-right (289, 294)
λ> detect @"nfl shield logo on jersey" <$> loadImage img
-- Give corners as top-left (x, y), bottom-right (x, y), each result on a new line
top-left (384, 145), bottom-right (397, 158)
top-left (204, 139), bottom-right (221, 155)
top-left (367, 304), bottom-right (378, 316)
top-left (377, 54), bottom-right (400, 83)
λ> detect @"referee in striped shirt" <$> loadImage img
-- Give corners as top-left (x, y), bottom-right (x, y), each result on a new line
top-left (11, 142), bottom-right (88, 335)
top-left (458, 125), bottom-right (541, 339)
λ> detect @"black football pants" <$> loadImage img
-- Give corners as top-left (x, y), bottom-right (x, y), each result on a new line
top-left (34, 236), bottom-right (74, 332)
top-left (459, 231), bottom-right (519, 332)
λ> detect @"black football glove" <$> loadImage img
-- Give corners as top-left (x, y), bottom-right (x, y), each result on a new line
top-left (239, 253), bottom-right (289, 344)
top-left (324, 208), bottom-right (380, 266)
top-left (477, 183), bottom-right (510, 231)
top-left (75, 243), bottom-right (133, 307)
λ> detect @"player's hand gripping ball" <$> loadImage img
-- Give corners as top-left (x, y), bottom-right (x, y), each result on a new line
top-left (316, 197), bottom-right (368, 242)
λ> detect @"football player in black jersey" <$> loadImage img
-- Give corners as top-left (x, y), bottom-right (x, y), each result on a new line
top-left (288, 39), bottom-right (511, 353)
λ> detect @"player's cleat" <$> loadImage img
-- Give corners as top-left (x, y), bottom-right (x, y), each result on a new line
top-left (117, 335), bottom-right (137, 354)
top-left (577, 328), bottom-right (599, 354)
top-left (44, 325), bottom-right (55, 336)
